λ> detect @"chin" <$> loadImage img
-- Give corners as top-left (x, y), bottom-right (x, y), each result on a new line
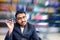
top-left (21, 23), bottom-right (26, 25)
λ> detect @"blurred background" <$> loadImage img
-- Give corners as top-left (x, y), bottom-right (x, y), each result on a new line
top-left (0, 0), bottom-right (60, 40)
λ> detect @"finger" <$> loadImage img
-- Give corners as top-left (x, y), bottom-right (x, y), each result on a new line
top-left (5, 20), bottom-right (12, 26)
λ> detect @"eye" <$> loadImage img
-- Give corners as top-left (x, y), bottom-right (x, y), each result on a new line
top-left (17, 17), bottom-right (22, 20)
top-left (23, 16), bottom-right (26, 18)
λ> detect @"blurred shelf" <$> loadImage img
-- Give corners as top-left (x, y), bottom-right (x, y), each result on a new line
top-left (0, 0), bottom-right (60, 27)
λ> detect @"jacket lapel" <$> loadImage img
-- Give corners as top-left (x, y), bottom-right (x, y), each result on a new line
top-left (14, 23), bottom-right (28, 35)
top-left (23, 23), bottom-right (28, 35)
top-left (14, 23), bottom-right (22, 35)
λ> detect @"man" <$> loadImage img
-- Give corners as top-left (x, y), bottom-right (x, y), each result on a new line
top-left (5, 11), bottom-right (41, 40)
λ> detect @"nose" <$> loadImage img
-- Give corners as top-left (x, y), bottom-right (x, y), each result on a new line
top-left (21, 18), bottom-right (25, 21)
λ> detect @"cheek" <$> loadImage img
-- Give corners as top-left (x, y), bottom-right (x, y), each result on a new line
top-left (25, 19), bottom-right (27, 21)
top-left (25, 18), bottom-right (27, 21)
top-left (17, 20), bottom-right (21, 23)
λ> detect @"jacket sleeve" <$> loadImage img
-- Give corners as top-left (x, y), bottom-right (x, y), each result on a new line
top-left (5, 31), bottom-right (13, 40)
top-left (31, 26), bottom-right (41, 40)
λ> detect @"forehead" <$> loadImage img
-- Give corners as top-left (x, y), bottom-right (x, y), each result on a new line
top-left (16, 13), bottom-right (26, 17)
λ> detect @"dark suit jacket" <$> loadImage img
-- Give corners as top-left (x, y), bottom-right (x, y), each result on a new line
top-left (5, 22), bottom-right (41, 40)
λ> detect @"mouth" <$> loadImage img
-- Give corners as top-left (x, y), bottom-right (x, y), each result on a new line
top-left (22, 21), bottom-right (26, 24)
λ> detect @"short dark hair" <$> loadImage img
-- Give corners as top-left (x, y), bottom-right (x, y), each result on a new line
top-left (15, 11), bottom-right (26, 18)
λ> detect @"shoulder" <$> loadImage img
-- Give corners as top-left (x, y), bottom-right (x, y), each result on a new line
top-left (14, 23), bottom-right (20, 27)
top-left (27, 22), bottom-right (35, 29)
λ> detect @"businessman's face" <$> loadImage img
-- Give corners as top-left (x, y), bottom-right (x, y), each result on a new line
top-left (16, 13), bottom-right (27, 26)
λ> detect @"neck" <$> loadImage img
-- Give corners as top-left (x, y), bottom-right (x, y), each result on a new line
top-left (20, 25), bottom-right (25, 28)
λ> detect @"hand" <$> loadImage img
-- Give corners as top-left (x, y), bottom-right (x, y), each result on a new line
top-left (5, 20), bottom-right (14, 35)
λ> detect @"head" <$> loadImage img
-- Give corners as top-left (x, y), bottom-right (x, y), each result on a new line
top-left (15, 11), bottom-right (27, 26)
